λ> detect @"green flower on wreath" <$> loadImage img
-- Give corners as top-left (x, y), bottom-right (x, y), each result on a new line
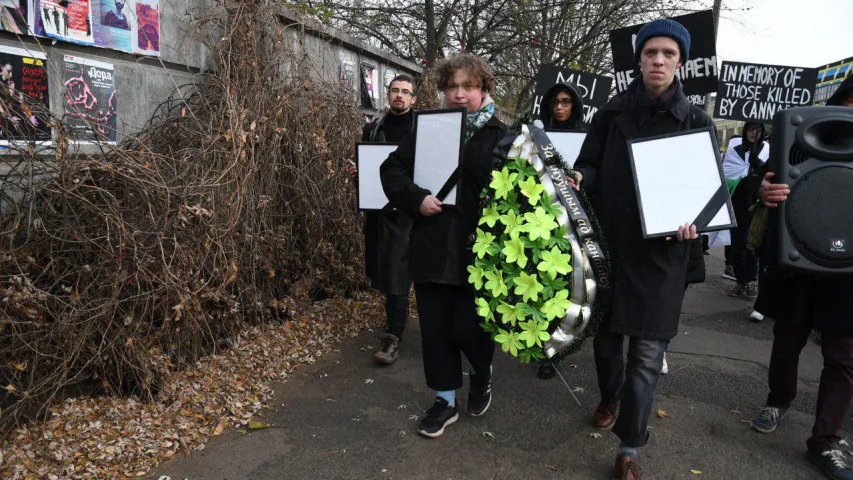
top-left (467, 264), bottom-right (485, 290)
top-left (522, 207), bottom-right (558, 242)
top-left (496, 301), bottom-right (527, 327)
top-left (475, 297), bottom-right (494, 321)
top-left (519, 176), bottom-right (545, 206)
top-left (537, 245), bottom-right (572, 280)
top-left (484, 268), bottom-right (508, 298)
top-left (540, 289), bottom-right (573, 321)
top-left (512, 271), bottom-right (544, 302)
top-left (517, 319), bottom-right (551, 348)
top-left (472, 229), bottom-right (496, 259)
top-left (494, 328), bottom-right (524, 356)
top-left (489, 167), bottom-right (517, 200)
top-left (479, 205), bottom-right (500, 228)
top-left (499, 209), bottom-right (523, 238)
top-left (501, 235), bottom-right (527, 268)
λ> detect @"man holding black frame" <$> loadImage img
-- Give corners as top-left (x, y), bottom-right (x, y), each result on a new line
top-left (348, 74), bottom-right (418, 365)
top-left (569, 19), bottom-right (714, 480)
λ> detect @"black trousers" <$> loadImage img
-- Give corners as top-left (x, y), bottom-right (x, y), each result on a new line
top-left (385, 290), bottom-right (410, 339)
top-left (731, 225), bottom-right (758, 285)
top-left (413, 282), bottom-right (495, 391)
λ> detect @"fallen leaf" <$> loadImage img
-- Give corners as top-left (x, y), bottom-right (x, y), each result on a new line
top-left (409, 415), bottom-right (419, 420)
top-left (690, 469), bottom-right (702, 475)
top-left (397, 405), bottom-right (406, 410)
top-left (571, 387), bottom-right (584, 393)
top-left (482, 431), bottom-right (495, 439)
top-left (545, 465), bottom-right (558, 471)
top-left (657, 409), bottom-right (670, 418)
top-left (248, 420), bottom-right (270, 430)
top-left (589, 433), bottom-right (602, 439)
top-left (364, 378), bottom-right (374, 384)
top-left (213, 423), bottom-right (224, 436)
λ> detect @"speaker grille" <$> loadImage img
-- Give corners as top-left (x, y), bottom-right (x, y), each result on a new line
top-left (789, 144), bottom-right (807, 166)
top-left (785, 165), bottom-right (853, 267)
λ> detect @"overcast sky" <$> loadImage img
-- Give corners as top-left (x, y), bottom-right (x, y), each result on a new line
top-left (716, 0), bottom-right (853, 67)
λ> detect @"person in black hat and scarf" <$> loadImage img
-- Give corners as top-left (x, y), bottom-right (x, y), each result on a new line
top-left (569, 18), bottom-right (714, 480)
top-left (750, 73), bottom-right (853, 480)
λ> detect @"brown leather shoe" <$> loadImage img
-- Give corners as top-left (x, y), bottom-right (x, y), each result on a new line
top-left (593, 400), bottom-right (619, 430)
top-left (615, 455), bottom-right (641, 480)
top-left (374, 333), bottom-right (400, 364)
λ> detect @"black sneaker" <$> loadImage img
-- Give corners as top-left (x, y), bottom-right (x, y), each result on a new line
top-left (416, 397), bottom-right (458, 438)
top-left (468, 365), bottom-right (492, 416)
top-left (807, 449), bottom-right (853, 480)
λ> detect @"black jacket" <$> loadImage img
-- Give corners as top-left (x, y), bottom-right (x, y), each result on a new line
top-left (541, 82), bottom-right (584, 130)
top-left (573, 77), bottom-right (715, 340)
top-left (731, 122), bottom-right (768, 226)
top-left (754, 75), bottom-right (853, 333)
top-left (380, 115), bottom-right (507, 285)
top-left (362, 111), bottom-right (415, 295)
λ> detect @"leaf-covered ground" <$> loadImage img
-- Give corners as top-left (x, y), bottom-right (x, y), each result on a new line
top-left (0, 294), bottom-right (383, 479)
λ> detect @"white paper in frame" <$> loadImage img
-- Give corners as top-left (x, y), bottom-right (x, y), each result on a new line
top-left (628, 128), bottom-right (735, 238)
top-left (356, 143), bottom-right (398, 210)
top-left (545, 130), bottom-right (586, 168)
top-left (413, 109), bottom-right (465, 205)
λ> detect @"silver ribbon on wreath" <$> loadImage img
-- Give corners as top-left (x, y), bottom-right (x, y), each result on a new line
top-left (506, 124), bottom-right (610, 358)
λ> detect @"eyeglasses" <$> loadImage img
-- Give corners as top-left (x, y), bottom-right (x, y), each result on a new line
top-left (389, 88), bottom-right (413, 96)
top-left (552, 98), bottom-right (572, 107)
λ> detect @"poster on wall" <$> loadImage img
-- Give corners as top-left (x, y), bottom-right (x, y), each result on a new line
top-left (340, 57), bottom-right (355, 92)
top-left (714, 61), bottom-right (817, 122)
top-left (383, 68), bottom-right (395, 91)
top-left (132, 0), bottom-right (159, 56)
top-left (33, 0), bottom-right (94, 46)
top-left (63, 55), bottom-right (117, 143)
top-left (93, 0), bottom-right (132, 52)
top-left (609, 9), bottom-right (718, 103)
top-left (531, 64), bottom-right (613, 128)
top-left (361, 64), bottom-right (376, 109)
top-left (0, 0), bottom-right (28, 34)
top-left (0, 45), bottom-right (51, 144)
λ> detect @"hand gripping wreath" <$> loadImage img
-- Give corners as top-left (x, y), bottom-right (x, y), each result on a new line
top-left (469, 124), bottom-right (609, 363)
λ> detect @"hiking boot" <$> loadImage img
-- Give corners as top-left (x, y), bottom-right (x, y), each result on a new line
top-left (744, 281), bottom-right (759, 299)
top-left (468, 365), bottom-right (492, 416)
top-left (416, 397), bottom-right (458, 438)
top-left (722, 265), bottom-right (736, 281)
top-left (751, 405), bottom-right (788, 433)
top-left (374, 333), bottom-right (400, 365)
top-left (593, 400), bottom-right (620, 430)
top-left (537, 361), bottom-right (556, 380)
top-left (726, 284), bottom-right (746, 299)
top-left (661, 352), bottom-right (669, 375)
top-left (616, 455), bottom-right (641, 480)
top-left (808, 449), bottom-right (853, 480)
top-left (750, 310), bottom-right (765, 322)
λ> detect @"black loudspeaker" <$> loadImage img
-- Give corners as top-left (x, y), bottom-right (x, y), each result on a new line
top-left (767, 106), bottom-right (853, 274)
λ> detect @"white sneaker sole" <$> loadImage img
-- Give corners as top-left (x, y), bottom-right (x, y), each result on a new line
top-left (722, 273), bottom-right (736, 281)
top-left (417, 412), bottom-right (458, 438)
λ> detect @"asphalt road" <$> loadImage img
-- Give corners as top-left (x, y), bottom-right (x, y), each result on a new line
top-left (152, 249), bottom-right (834, 480)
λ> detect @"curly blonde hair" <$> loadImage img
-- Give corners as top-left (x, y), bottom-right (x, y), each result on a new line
top-left (435, 53), bottom-right (494, 93)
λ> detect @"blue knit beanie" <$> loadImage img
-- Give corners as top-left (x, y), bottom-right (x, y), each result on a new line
top-left (633, 18), bottom-right (691, 64)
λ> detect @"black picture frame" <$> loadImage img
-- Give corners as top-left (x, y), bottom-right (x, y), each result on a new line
top-left (355, 141), bottom-right (400, 211)
top-left (627, 126), bottom-right (736, 239)
top-left (412, 107), bottom-right (467, 205)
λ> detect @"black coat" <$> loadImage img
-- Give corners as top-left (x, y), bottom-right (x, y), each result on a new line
top-left (573, 78), bottom-right (715, 340)
top-left (380, 115), bottom-right (507, 285)
top-left (362, 112), bottom-right (415, 295)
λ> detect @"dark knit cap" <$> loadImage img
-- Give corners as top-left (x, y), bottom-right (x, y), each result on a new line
top-left (634, 18), bottom-right (691, 64)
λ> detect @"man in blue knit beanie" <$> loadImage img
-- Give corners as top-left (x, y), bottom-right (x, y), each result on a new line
top-left (569, 17), bottom-right (713, 480)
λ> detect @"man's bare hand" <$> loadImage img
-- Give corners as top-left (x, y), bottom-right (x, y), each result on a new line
top-left (567, 171), bottom-right (583, 191)
top-left (758, 172), bottom-right (790, 208)
top-left (419, 195), bottom-right (443, 216)
top-left (667, 223), bottom-right (698, 241)
top-left (346, 159), bottom-right (357, 178)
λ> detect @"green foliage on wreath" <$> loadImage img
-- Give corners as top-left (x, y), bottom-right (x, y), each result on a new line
top-left (469, 155), bottom-right (575, 363)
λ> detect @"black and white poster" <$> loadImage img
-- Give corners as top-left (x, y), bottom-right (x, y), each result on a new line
top-left (609, 10), bottom-right (718, 103)
top-left (714, 61), bottom-right (817, 122)
top-left (531, 64), bottom-right (612, 127)
top-left (63, 55), bottom-right (117, 143)
top-left (0, 45), bottom-right (51, 144)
